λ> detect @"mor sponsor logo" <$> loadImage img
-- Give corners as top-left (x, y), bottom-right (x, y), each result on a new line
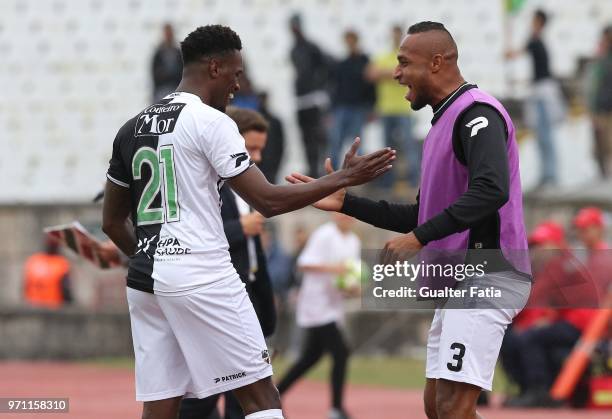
top-left (213, 371), bottom-right (246, 384)
top-left (134, 103), bottom-right (186, 137)
top-left (143, 104), bottom-right (185, 114)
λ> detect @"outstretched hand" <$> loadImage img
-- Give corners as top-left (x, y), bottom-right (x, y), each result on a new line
top-left (286, 158), bottom-right (346, 212)
top-left (340, 138), bottom-right (395, 186)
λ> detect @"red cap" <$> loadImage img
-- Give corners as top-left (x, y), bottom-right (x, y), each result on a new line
top-left (573, 207), bottom-right (604, 229)
top-left (528, 221), bottom-right (565, 246)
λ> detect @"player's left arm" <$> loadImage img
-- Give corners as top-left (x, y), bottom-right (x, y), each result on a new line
top-left (102, 181), bottom-right (137, 257)
top-left (411, 103), bottom-right (510, 245)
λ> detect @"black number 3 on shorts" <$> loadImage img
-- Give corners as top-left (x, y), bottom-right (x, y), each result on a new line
top-left (447, 342), bottom-right (466, 372)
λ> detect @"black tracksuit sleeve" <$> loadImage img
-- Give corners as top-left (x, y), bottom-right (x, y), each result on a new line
top-left (223, 219), bottom-right (247, 249)
top-left (412, 104), bottom-right (510, 244)
top-left (249, 237), bottom-right (277, 337)
top-left (340, 193), bottom-right (420, 234)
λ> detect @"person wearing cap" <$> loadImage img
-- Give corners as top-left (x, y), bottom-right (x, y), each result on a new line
top-left (500, 222), bottom-right (563, 406)
top-left (504, 221), bottom-right (599, 408)
top-left (573, 206), bottom-right (610, 321)
top-left (527, 220), bottom-right (598, 310)
top-left (528, 220), bottom-right (566, 249)
top-left (574, 207), bottom-right (608, 251)
top-left (526, 221), bottom-right (575, 307)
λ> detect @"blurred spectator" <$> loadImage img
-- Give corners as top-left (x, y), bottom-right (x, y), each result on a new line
top-left (503, 221), bottom-right (599, 408)
top-left (500, 307), bottom-right (556, 400)
top-left (257, 92), bottom-right (286, 183)
top-left (574, 207), bottom-right (608, 251)
top-left (288, 223), bottom-right (310, 294)
top-left (507, 10), bottom-right (566, 189)
top-left (276, 213), bottom-right (360, 419)
top-left (260, 222), bottom-right (293, 308)
top-left (507, 308), bottom-right (598, 408)
top-left (23, 236), bottom-right (72, 308)
top-left (289, 13), bottom-right (331, 178)
top-left (329, 30), bottom-right (376, 169)
top-left (231, 68), bottom-right (260, 110)
top-left (219, 107), bottom-right (276, 336)
top-left (573, 207), bottom-right (610, 300)
top-left (366, 25), bottom-right (419, 190)
top-left (528, 221), bottom-right (599, 308)
top-left (151, 23), bottom-right (183, 102)
top-left (501, 221), bottom-right (564, 404)
top-left (587, 26), bottom-right (612, 178)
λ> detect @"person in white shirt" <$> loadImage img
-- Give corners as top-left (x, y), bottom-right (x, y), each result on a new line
top-left (276, 213), bottom-right (360, 419)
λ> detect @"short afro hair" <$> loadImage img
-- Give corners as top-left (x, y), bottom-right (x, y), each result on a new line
top-left (180, 25), bottom-right (242, 65)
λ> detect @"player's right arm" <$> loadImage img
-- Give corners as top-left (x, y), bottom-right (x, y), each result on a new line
top-left (228, 138), bottom-right (395, 218)
top-left (285, 160), bottom-right (420, 233)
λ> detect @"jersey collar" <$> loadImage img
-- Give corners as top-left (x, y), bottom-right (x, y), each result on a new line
top-left (431, 83), bottom-right (477, 125)
top-left (164, 91), bottom-right (202, 103)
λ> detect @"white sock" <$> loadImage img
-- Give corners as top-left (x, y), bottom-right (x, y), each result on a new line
top-left (245, 409), bottom-right (284, 419)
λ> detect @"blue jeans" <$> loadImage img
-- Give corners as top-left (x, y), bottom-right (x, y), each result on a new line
top-left (535, 98), bottom-right (557, 184)
top-left (329, 105), bottom-right (369, 169)
top-left (519, 321), bottom-right (580, 389)
top-left (379, 115), bottom-right (420, 189)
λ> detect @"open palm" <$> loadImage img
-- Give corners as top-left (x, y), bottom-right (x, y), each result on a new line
top-left (285, 158), bottom-right (346, 212)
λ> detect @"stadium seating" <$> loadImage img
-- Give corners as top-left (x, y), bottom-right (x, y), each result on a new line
top-left (1, 0), bottom-right (611, 202)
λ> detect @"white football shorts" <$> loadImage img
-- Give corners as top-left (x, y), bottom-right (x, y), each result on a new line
top-left (425, 272), bottom-right (531, 391)
top-left (127, 275), bottom-right (273, 401)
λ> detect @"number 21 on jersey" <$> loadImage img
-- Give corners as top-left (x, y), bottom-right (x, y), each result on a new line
top-left (132, 145), bottom-right (179, 225)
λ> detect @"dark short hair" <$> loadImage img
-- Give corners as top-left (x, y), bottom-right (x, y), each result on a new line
top-left (535, 9), bottom-right (548, 26)
top-left (180, 25), bottom-right (242, 65)
top-left (408, 21), bottom-right (452, 37)
top-left (226, 107), bottom-right (268, 134)
top-left (407, 21), bottom-right (457, 56)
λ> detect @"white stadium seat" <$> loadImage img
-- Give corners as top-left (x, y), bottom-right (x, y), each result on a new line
top-left (1, 0), bottom-right (611, 202)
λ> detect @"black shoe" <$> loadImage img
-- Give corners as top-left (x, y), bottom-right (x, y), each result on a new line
top-left (477, 391), bottom-right (489, 406)
top-left (503, 388), bottom-right (563, 408)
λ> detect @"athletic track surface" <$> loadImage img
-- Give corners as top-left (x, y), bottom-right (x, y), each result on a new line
top-left (0, 362), bottom-right (609, 419)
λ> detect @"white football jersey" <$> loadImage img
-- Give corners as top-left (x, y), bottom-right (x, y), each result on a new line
top-left (107, 92), bottom-right (252, 295)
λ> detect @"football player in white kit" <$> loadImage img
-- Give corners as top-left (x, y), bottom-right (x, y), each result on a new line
top-left (102, 25), bottom-right (395, 419)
